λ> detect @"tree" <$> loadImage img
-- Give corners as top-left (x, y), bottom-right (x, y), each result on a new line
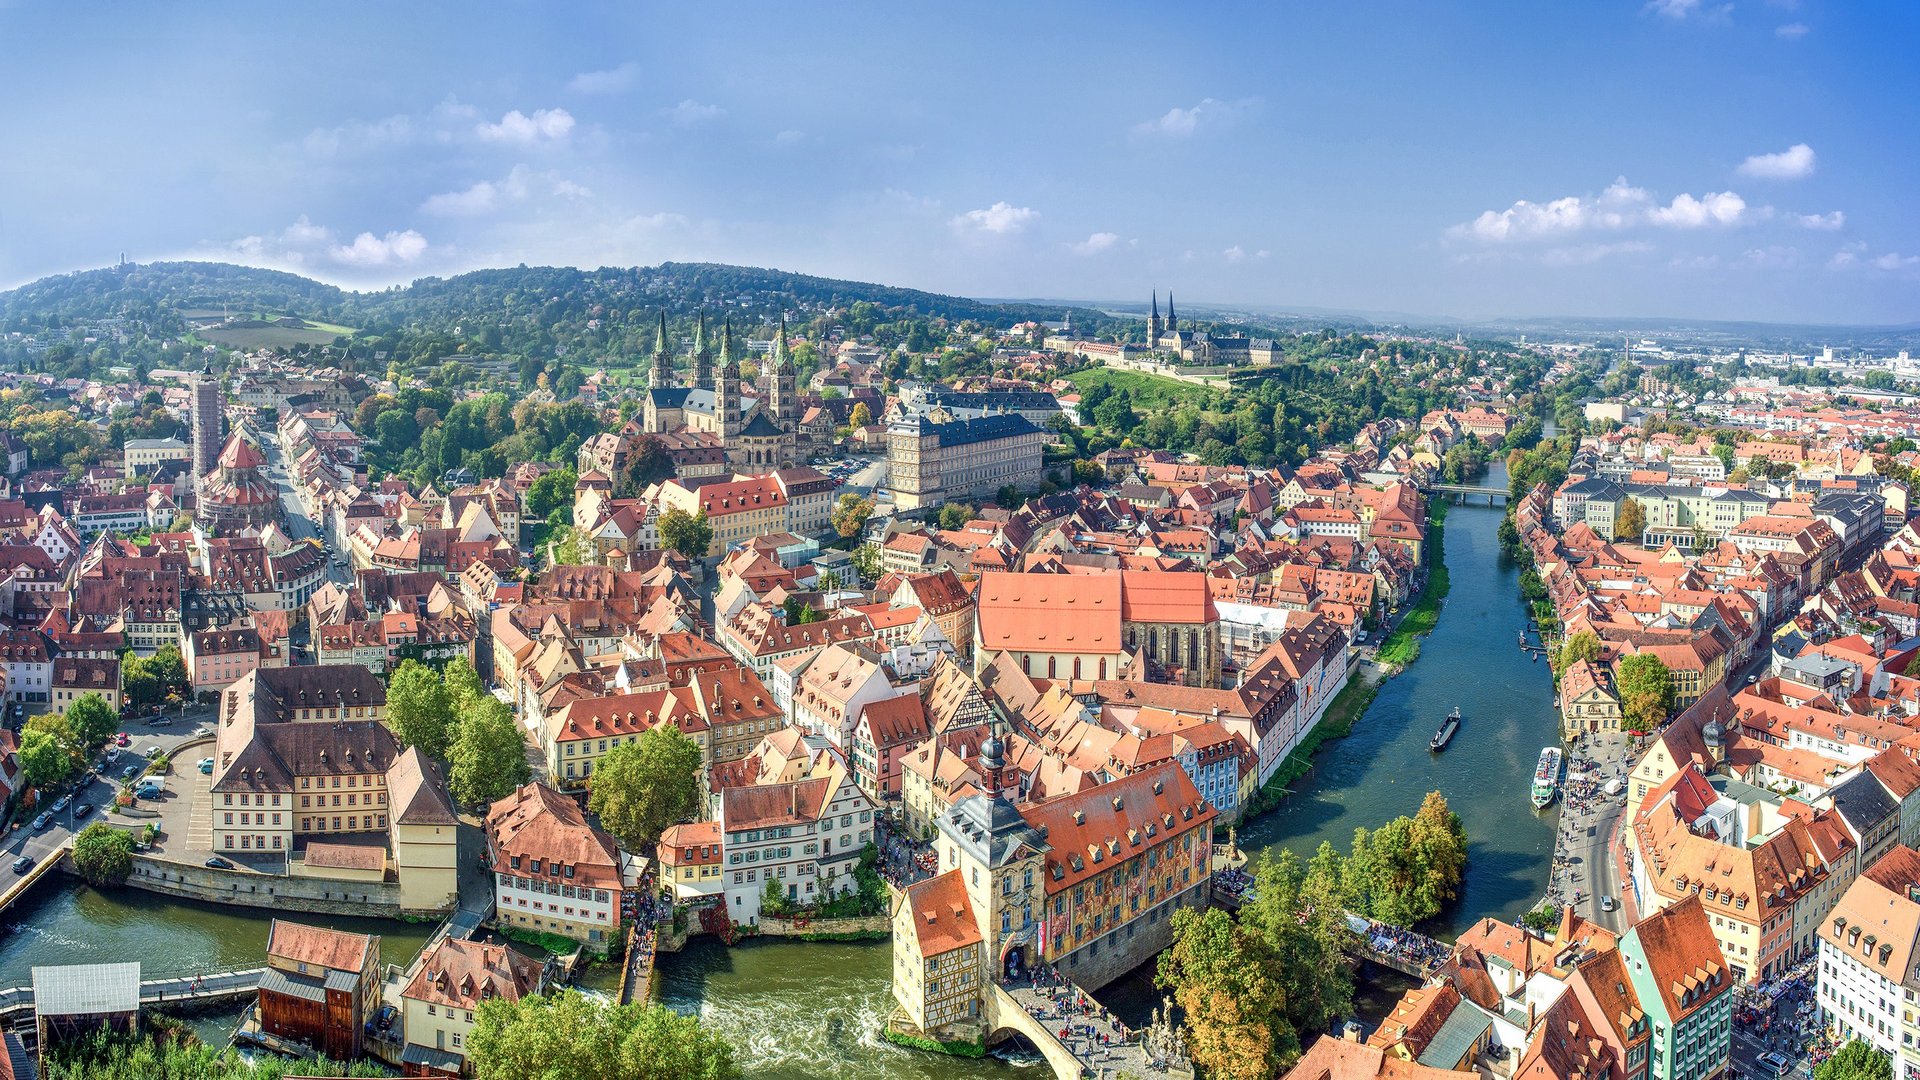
top-left (147, 644), bottom-right (190, 701)
top-left (1816, 1041), bottom-right (1892, 1080)
top-left (830, 493), bottom-right (875, 539)
top-left (64, 693), bottom-right (118, 752)
top-left (1552, 631), bottom-right (1602, 679)
top-left (468, 988), bottom-right (740, 1080)
top-left (388, 660), bottom-right (455, 759)
top-left (848, 543), bottom-right (882, 583)
top-left (448, 697), bottom-right (531, 809)
top-left (1408, 791), bottom-right (1469, 916)
top-left (587, 726), bottom-right (705, 848)
top-left (1240, 849), bottom-right (1354, 1046)
top-left (444, 657), bottom-right (486, 712)
top-left (937, 502), bottom-right (977, 530)
top-left (1613, 497), bottom-right (1646, 543)
top-left (848, 401), bottom-right (873, 429)
top-left (71, 823), bottom-right (135, 886)
top-left (658, 508), bottom-right (713, 560)
top-left (18, 728), bottom-right (73, 789)
top-left (616, 435), bottom-right (675, 497)
top-left (1156, 906), bottom-right (1293, 1080)
top-left (1338, 792), bottom-right (1470, 927)
top-left (121, 654), bottom-right (162, 708)
top-left (525, 466), bottom-right (577, 522)
top-left (1617, 653), bottom-right (1676, 733)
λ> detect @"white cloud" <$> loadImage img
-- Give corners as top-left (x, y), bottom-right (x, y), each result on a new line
top-left (1737, 143), bottom-right (1816, 180)
top-left (1070, 232), bottom-right (1120, 255)
top-left (662, 99), bottom-right (725, 127)
top-left (1794, 211), bottom-right (1845, 230)
top-left (1646, 0), bottom-right (1732, 20)
top-left (1130, 97), bottom-right (1257, 139)
top-left (225, 216), bottom-right (429, 272)
top-left (475, 108), bottom-right (575, 145)
top-left (333, 229), bottom-right (429, 267)
top-left (568, 62), bottom-right (639, 94)
top-left (951, 202), bottom-right (1038, 236)
top-left (1875, 253), bottom-right (1920, 271)
top-left (773, 129), bottom-right (807, 146)
top-left (1541, 241), bottom-right (1653, 266)
top-left (1449, 177), bottom-right (1649, 243)
top-left (1741, 245), bottom-right (1799, 268)
top-left (1775, 21), bottom-right (1810, 38)
top-left (423, 165), bottom-right (590, 216)
top-left (303, 114), bottom-right (413, 157)
top-left (1223, 245), bottom-right (1247, 262)
top-left (422, 181), bottom-right (502, 217)
top-left (1648, 191), bottom-right (1747, 228)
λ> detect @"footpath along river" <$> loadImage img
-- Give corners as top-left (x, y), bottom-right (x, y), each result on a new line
top-left (0, 473), bottom-right (1556, 1077)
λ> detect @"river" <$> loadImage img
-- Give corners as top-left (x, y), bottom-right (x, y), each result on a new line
top-left (1237, 463), bottom-right (1562, 938)
top-left (0, 473), bottom-right (1555, 1077)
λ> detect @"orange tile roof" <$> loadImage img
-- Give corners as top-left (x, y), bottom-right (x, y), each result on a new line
top-left (900, 868), bottom-right (983, 958)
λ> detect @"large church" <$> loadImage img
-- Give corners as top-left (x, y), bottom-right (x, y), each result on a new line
top-left (640, 313), bottom-right (800, 471)
top-left (1144, 290), bottom-right (1281, 366)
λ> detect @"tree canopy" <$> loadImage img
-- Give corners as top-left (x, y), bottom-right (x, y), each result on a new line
top-left (587, 726), bottom-right (706, 848)
top-left (466, 989), bottom-right (740, 1080)
top-left (448, 696), bottom-right (532, 809)
top-left (71, 823), bottom-right (135, 886)
top-left (1816, 1041), bottom-right (1892, 1080)
top-left (64, 692), bottom-right (119, 752)
top-left (388, 659), bottom-right (456, 759)
top-left (658, 508), bottom-right (713, 560)
top-left (1617, 653), bottom-right (1676, 733)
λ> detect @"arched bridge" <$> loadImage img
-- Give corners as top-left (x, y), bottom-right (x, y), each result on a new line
top-left (1431, 483), bottom-right (1509, 505)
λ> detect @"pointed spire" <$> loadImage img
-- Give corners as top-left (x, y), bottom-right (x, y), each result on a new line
top-left (773, 315), bottom-right (794, 372)
top-left (693, 312), bottom-right (709, 357)
top-left (1152, 290), bottom-right (1160, 319)
top-left (1166, 292), bottom-right (1175, 332)
top-left (653, 311), bottom-right (669, 357)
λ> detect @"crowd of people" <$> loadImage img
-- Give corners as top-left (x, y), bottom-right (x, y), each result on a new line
top-left (1006, 962), bottom-right (1138, 1067)
top-left (1734, 958), bottom-right (1824, 1075)
top-left (874, 821), bottom-right (936, 890)
top-left (1545, 737), bottom-right (1635, 915)
top-left (1212, 866), bottom-right (1254, 903)
top-left (1360, 918), bottom-right (1449, 973)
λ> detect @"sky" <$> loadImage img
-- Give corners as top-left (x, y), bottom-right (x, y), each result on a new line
top-left (1, 1), bottom-right (1916, 325)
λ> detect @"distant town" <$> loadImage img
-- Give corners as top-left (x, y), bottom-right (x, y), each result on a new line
top-left (0, 261), bottom-right (1918, 1080)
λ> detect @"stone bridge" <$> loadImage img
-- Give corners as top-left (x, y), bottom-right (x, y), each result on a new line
top-left (988, 980), bottom-right (1193, 1080)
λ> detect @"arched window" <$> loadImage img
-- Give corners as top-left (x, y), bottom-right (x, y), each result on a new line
top-left (1073, 658), bottom-right (1082, 680)
top-left (1048, 656), bottom-right (1057, 679)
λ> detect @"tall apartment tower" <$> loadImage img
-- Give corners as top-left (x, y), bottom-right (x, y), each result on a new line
top-left (190, 370), bottom-right (223, 483)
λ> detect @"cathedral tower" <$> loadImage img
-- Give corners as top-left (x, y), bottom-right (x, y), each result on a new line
top-left (648, 311), bottom-right (672, 390)
top-left (1148, 290), bottom-right (1162, 343)
top-left (768, 316), bottom-right (796, 422)
top-left (716, 318), bottom-right (743, 442)
top-left (1166, 292), bottom-right (1176, 334)
top-left (692, 312), bottom-right (713, 386)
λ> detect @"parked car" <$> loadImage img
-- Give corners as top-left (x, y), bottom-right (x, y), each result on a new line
top-left (134, 781), bottom-right (164, 799)
top-left (31, 812), bottom-right (52, 831)
top-left (114, 732), bottom-right (131, 747)
top-left (50, 795), bottom-right (70, 813)
top-left (1759, 1052), bottom-right (1790, 1075)
top-left (143, 746), bottom-right (161, 757)
top-left (204, 856), bottom-right (234, 870)
top-left (11, 856), bottom-right (32, 874)
top-left (74, 803), bottom-right (93, 819)
top-left (121, 764), bottom-right (139, 779)
top-left (197, 758), bottom-right (215, 775)
top-left (149, 715), bottom-right (172, 727)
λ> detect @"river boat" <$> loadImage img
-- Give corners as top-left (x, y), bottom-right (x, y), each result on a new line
top-left (1429, 707), bottom-right (1461, 752)
top-left (1530, 747), bottom-right (1562, 809)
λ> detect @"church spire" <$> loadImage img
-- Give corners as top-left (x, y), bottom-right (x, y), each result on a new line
top-left (1166, 292), bottom-right (1175, 333)
top-left (772, 315), bottom-right (793, 372)
top-left (1149, 290), bottom-right (1163, 342)
top-left (692, 312), bottom-right (713, 385)
top-left (648, 311), bottom-right (671, 389)
top-left (720, 317), bottom-right (740, 375)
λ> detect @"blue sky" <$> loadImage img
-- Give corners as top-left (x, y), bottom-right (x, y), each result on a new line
top-left (1, 1), bottom-right (1915, 324)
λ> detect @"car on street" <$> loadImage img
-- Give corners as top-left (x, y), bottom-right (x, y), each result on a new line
top-left (194, 726), bottom-right (212, 738)
top-left (149, 715), bottom-right (172, 726)
top-left (114, 732), bottom-right (131, 747)
top-left (143, 746), bottom-right (161, 757)
top-left (205, 856), bottom-right (234, 870)
top-left (32, 812), bottom-right (53, 831)
top-left (1759, 1051), bottom-right (1790, 1075)
top-left (74, 803), bottom-right (93, 819)
top-left (11, 856), bottom-right (32, 874)
top-left (50, 795), bottom-right (70, 813)
top-left (1599, 896), bottom-right (1617, 912)
top-left (121, 764), bottom-right (140, 779)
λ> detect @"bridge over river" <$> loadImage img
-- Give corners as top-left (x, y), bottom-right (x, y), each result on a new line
top-left (0, 967), bottom-right (265, 1029)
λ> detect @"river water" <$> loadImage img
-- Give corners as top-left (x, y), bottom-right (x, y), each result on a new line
top-left (0, 470), bottom-right (1555, 1077)
top-left (1237, 465), bottom-right (1562, 938)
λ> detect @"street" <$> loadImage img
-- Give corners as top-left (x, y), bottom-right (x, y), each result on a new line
top-left (1549, 731), bottom-right (1635, 933)
top-left (4, 707), bottom-right (218, 878)
top-left (258, 434), bottom-right (352, 587)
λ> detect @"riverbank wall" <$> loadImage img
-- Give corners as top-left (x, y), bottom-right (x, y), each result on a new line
top-left (112, 855), bottom-right (404, 918)
top-left (748, 914), bottom-right (890, 940)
